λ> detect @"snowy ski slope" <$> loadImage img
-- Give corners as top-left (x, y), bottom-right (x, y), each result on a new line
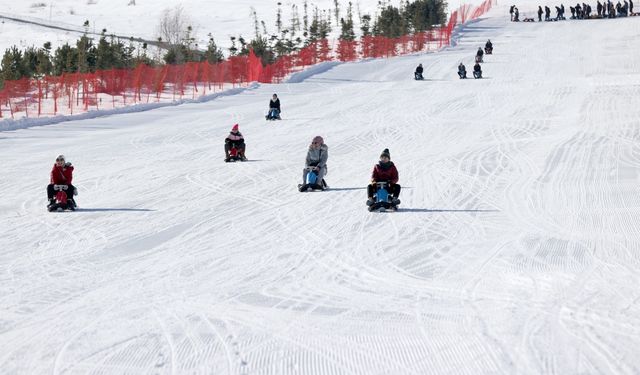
top-left (2, 5), bottom-right (640, 375)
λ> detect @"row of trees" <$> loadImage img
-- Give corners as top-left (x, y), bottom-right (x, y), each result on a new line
top-left (232, 0), bottom-right (448, 64)
top-left (0, 0), bottom-right (447, 87)
top-left (0, 32), bottom-right (151, 86)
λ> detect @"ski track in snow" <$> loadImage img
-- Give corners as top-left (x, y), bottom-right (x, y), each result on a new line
top-left (2, 5), bottom-right (640, 375)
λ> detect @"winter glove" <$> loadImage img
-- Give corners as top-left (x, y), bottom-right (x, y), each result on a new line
top-left (64, 162), bottom-right (73, 167)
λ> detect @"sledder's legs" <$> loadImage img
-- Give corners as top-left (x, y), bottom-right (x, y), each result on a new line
top-left (368, 183), bottom-right (401, 200)
top-left (302, 167), bottom-right (326, 186)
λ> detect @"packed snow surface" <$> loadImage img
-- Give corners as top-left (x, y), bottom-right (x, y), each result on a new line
top-left (2, 6), bottom-right (640, 375)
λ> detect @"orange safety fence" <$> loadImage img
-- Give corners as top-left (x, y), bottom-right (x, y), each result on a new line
top-left (0, 0), bottom-right (494, 119)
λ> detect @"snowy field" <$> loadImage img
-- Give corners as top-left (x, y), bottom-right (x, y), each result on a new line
top-left (3, 4), bottom-right (640, 374)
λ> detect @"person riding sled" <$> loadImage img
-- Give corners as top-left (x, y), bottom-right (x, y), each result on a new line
top-left (485, 39), bottom-right (493, 54)
top-left (224, 123), bottom-right (247, 162)
top-left (414, 63), bottom-right (424, 80)
top-left (473, 62), bottom-right (483, 78)
top-left (367, 148), bottom-right (401, 207)
top-left (458, 62), bottom-right (467, 79)
top-left (476, 47), bottom-right (484, 63)
top-left (47, 154), bottom-right (76, 210)
top-left (299, 136), bottom-right (328, 191)
top-left (266, 93), bottom-right (281, 120)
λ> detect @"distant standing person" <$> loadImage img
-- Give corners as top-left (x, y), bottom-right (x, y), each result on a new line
top-left (538, 6), bottom-right (544, 21)
top-left (510, 5), bottom-right (515, 20)
top-left (266, 93), bottom-right (281, 120)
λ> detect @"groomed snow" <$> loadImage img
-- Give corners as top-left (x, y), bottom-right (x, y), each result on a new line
top-left (2, 5), bottom-right (640, 374)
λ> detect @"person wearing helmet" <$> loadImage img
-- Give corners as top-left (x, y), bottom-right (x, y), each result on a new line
top-left (299, 136), bottom-right (328, 191)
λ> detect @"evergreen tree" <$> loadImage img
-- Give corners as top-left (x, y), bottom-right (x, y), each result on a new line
top-left (205, 34), bottom-right (224, 63)
top-left (375, 5), bottom-right (406, 38)
top-left (0, 46), bottom-right (26, 82)
top-left (52, 43), bottom-right (78, 75)
top-left (339, 2), bottom-right (356, 41)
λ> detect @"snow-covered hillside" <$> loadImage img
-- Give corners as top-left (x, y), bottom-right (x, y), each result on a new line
top-left (2, 3), bottom-right (640, 374)
top-left (0, 0), bottom-right (381, 54)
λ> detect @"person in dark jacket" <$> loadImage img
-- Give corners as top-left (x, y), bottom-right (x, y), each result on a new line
top-left (538, 6), bottom-right (544, 21)
top-left (545, 6), bottom-right (552, 19)
top-left (367, 149), bottom-right (400, 205)
top-left (631, 0), bottom-right (634, 14)
top-left (485, 39), bottom-right (493, 53)
top-left (473, 62), bottom-right (482, 78)
top-left (47, 154), bottom-right (76, 209)
top-left (458, 62), bottom-right (467, 79)
top-left (597, 1), bottom-right (603, 16)
top-left (224, 123), bottom-right (247, 161)
top-left (414, 63), bottom-right (424, 80)
top-left (476, 47), bottom-right (484, 63)
top-left (266, 93), bottom-right (281, 120)
top-left (299, 136), bottom-right (328, 191)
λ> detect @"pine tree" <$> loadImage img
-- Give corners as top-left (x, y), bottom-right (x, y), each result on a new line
top-left (339, 2), bottom-right (356, 41)
top-left (205, 33), bottom-right (224, 63)
top-left (0, 46), bottom-right (26, 82)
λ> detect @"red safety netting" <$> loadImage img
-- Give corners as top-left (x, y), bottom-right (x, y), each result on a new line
top-left (0, 0), bottom-right (494, 119)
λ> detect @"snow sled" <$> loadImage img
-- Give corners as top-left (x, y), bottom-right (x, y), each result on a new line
top-left (484, 47), bottom-right (493, 54)
top-left (225, 143), bottom-right (247, 162)
top-left (475, 55), bottom-right (483, 63)
top-left (48, 184), bottom-right (77, 212)
top-left (265, 108), bottom-right (281, 121)
top-left (473, 70), bottom-right (482, 79)
top-left (367, 182), bottom-right (400, 212)
top-left (414, 72), bottom-right (424, 80)
top-left (298, 167), bottom-right (327, 192)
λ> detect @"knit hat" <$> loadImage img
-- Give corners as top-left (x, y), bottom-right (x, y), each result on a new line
top-left (56, 154), bottom-right (65, 161)
top-left (312, 135), bottom-right (324, 145)
top-left (231, 124), bottom-right (239, 132)
top-left (380, 148), bottom-right (390, 159)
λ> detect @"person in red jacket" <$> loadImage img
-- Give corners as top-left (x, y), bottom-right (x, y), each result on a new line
top-left (47, 154), bottom-right (76, 207)
top-left (224, 123), bottom-right (247, 161)
top-left (367, 148), bottom-right (401, 205)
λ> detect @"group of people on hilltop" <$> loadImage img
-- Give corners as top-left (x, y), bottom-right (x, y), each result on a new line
top-left (517, 0), bottom-right (633, 21)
